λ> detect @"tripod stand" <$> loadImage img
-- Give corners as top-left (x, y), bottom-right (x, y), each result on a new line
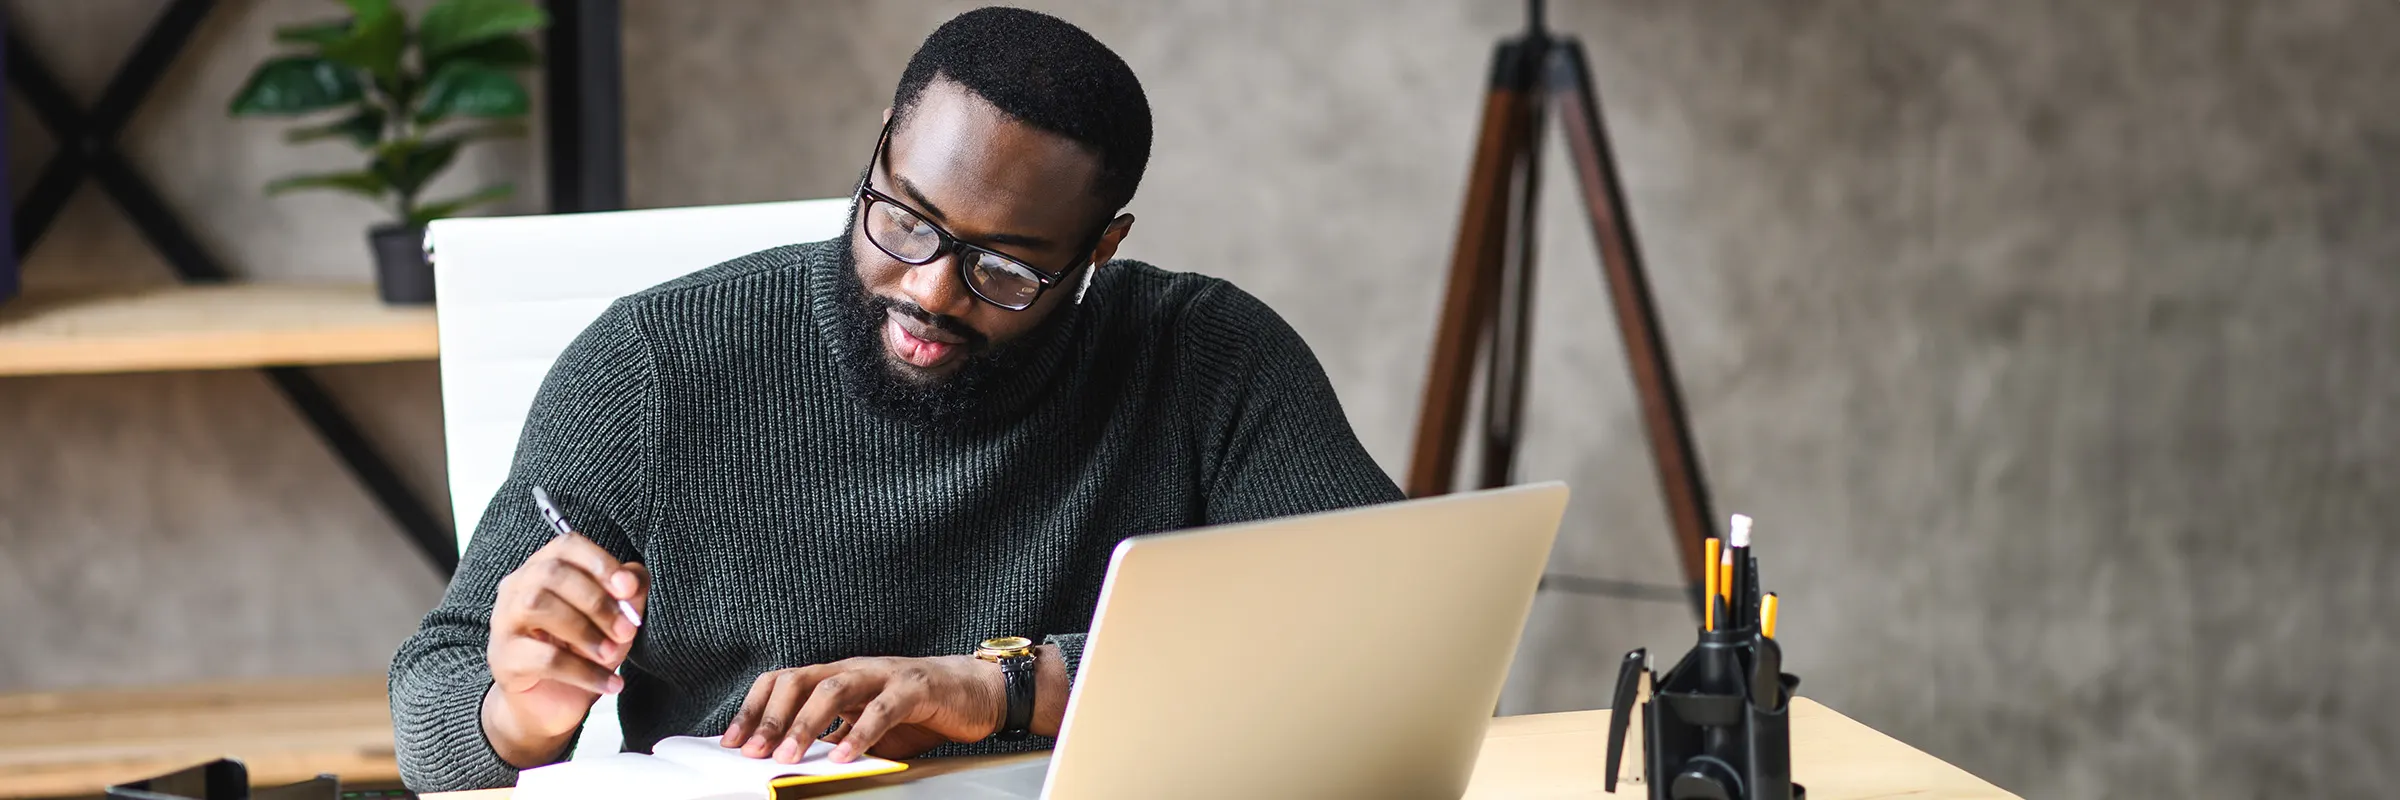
top-left (1406, 1), bottom-right (1714, 612)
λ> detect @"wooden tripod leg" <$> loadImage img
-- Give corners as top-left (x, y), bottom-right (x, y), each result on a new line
top-left (1478, 50), bottom-right (1548, 491)
top-left (1550, 39), bottom-right (1716, 611)
top-left (1408, 41), bottom-right (1540, 498)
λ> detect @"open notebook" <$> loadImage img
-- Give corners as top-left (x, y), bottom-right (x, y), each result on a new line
top-left (514, 736), bottom-right (908, 800)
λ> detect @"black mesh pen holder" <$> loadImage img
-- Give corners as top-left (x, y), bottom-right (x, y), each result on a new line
top-left (1607, 627), bottom-right (1804, 800)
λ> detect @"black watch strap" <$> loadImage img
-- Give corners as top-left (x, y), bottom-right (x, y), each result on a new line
top-left (996, 653), bottom-right (1036, 741)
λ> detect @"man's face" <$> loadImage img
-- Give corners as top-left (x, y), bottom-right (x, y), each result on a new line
top-left (849, 80), bottom-right (1131, 386)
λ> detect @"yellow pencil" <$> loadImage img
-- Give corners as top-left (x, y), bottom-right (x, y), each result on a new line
top-left (1718, 548), bottom-right (1734, 607)
top-left (1702, 537), bottom-right (1721, 631)
top-left (1762, 592), bottom-right (1780, 639)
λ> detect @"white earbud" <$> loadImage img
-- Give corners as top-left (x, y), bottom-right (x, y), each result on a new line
top-left (1074, 261), bottom-right (1099, 304)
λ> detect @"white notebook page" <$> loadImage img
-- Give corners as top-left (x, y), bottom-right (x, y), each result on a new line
top-left (515, 736), bottom-right (902, 800)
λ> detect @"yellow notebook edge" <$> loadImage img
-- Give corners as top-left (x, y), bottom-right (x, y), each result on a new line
top-left (766, 760), bottom-right (910, 793)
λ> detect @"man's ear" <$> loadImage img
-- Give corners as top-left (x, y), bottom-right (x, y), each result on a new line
top-left (1075, 215), bottom-right (1134, 305)
top-left (881, 106), bottom-right (893, 125)
top-left (1086, 214), bottom-right (1136, 268)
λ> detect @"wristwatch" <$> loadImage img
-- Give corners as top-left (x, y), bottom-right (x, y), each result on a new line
top-left (975, 636), bottom-right (1037, 741)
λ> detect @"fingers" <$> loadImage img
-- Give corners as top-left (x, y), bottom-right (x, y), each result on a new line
top-left (831, 693), bottom-right (915, 763)
top-left (723, 669), bottom-right (782, 747)
top-left (781, 671), bottom-right (883, 762)
top-left (491, 636), bottom-right (622, 696)
top-left (502, 547), bottom-right (637, 647)
top-left (539, 533), bottom-right (643, 605)
top-left (515, 589), bottom-right (617, 665)
top-left (721, 659), bottom-right (973, 764)
top-left (504, 566), bottom-right (630, 660)
top-left (543, 558), bottom-right (638, 644)
top-left (740, 669), bottom-right (814, 758)
top-left (822, 717), bottom-right (852, 744)
top-left (622, 562), bottom-right (653, 619)
top-left (487, 540), bottom-right (645, 699)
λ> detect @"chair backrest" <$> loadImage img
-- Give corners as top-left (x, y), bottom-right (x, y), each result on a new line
top-left (428, 198), bottom-right (850, 548)
top-left (426, 198), bottom-right (849, 759)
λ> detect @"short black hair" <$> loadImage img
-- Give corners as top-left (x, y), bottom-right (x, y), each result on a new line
top-left (891, 7), bottom-right (1152, 215)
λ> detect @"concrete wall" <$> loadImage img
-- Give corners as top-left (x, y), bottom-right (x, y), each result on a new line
top-left (0, 0), bottom-right (510, 686)
top-left (7, 1), bottom-right (2395, 797)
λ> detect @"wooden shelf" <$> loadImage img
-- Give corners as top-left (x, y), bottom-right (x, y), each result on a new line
top-left (0, 282), bottom-right (439, 377)
top-left (0, 676), bottom-right (400, 797)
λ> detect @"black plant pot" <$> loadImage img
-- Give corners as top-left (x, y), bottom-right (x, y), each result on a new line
top-left (369, 223), bottom-right (434, 305)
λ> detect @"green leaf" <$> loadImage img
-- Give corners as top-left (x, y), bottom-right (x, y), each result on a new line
top-left (284, 107), bottom-right (387, 147)
top-left (407, 183), bottom-right (514, 226)
top-left (416, 63), bottom-right (530, 123)
top-left (266, 171), bottom-right (389, 198)
top-left (229, 56), bottom-right (363, 116)
top-left (337, 0), bottom-right (393, 17)
top-left (319, 5), bottom-right (406, 80)
top-left (418, 0), bottom-right (549, 61)
top-left (273, 19), bottom-right (354, 47)
top-left (373, 136), bottom-right (466, 197)
top-left (428, 34), bottom-right (542, 72)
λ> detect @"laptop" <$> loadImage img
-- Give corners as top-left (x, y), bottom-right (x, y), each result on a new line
top-left (852, 481), bottom-right (1569, 799)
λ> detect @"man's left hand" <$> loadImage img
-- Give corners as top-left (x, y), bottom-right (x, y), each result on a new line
top-left (720, 655), bottom-right (1003, 763)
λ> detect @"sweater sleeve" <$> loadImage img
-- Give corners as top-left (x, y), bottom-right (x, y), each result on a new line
top-left (388, 304), bottom-right (658, 791)
top-left (1043, 632), bottom-right (1089, 688)
top-left (1184, 282), bottom-right (1406, 524)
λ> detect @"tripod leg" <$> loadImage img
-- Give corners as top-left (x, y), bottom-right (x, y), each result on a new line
top-left (1550, 39), bottom-right (1717, 613)
top-left (1477, 53), bottom-right (1546, 491)
top-left (1407, 41), bottom-right (1542, 498)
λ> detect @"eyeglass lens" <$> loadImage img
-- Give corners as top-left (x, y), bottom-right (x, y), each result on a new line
top-left (864, 196), bottom-right (1048, 309)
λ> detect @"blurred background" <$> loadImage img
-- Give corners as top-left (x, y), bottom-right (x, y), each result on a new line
top-left (4, 1), bottom-right (2396, 797)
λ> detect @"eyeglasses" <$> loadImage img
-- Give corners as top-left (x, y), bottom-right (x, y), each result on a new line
top-left (854, 121), bottom-right (1093, 312)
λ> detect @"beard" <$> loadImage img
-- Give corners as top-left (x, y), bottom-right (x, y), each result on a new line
top-left (826, 226), bottom-right (1062, 427)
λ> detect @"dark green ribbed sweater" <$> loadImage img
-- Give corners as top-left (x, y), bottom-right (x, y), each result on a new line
top-left (388, 238), bottom-right (1402, 790)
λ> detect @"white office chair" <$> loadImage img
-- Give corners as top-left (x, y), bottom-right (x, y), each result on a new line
top-left (426, 197), bottom-right (852, 759)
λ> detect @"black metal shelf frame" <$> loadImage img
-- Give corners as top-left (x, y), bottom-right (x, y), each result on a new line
top-left (4, 0), bottom-right (625, 577)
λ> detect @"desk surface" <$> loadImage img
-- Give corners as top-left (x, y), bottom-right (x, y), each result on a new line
top-left (427, 698), bottom-right (2017, 799)
top-left (0, 676), bottom-right (398, 799)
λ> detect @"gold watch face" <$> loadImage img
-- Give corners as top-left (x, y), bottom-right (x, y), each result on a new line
top-left (976, 636), bottom-right (1034, 659)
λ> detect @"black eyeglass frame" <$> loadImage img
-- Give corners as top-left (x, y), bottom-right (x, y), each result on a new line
top-left (852, 120), bottom-right (1107, 312)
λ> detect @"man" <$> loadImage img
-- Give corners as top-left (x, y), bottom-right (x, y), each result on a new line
top-left (389, 7), bottom-right (1400, 791)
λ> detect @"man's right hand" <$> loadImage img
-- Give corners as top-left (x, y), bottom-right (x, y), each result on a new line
top-left (480, 532), bottom-right (649, 768)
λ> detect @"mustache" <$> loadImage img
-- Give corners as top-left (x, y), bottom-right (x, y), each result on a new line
top-left (868, 292), bottom-right (989, 351)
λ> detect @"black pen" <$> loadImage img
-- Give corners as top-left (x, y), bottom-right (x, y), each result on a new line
top-left (533, 486), bottom-right (643, 627)
top-left (1729, 514), bottom-right (1753, 628)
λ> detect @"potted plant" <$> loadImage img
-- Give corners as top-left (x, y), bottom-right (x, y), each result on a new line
top-left (229, 0), bottom-right (547, 304)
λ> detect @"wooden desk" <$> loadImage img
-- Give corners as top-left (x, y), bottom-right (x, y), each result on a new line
top-left (427, 698), bottom-right (2017, 799)
top-left (0, 677), bottom-right (400, 799)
